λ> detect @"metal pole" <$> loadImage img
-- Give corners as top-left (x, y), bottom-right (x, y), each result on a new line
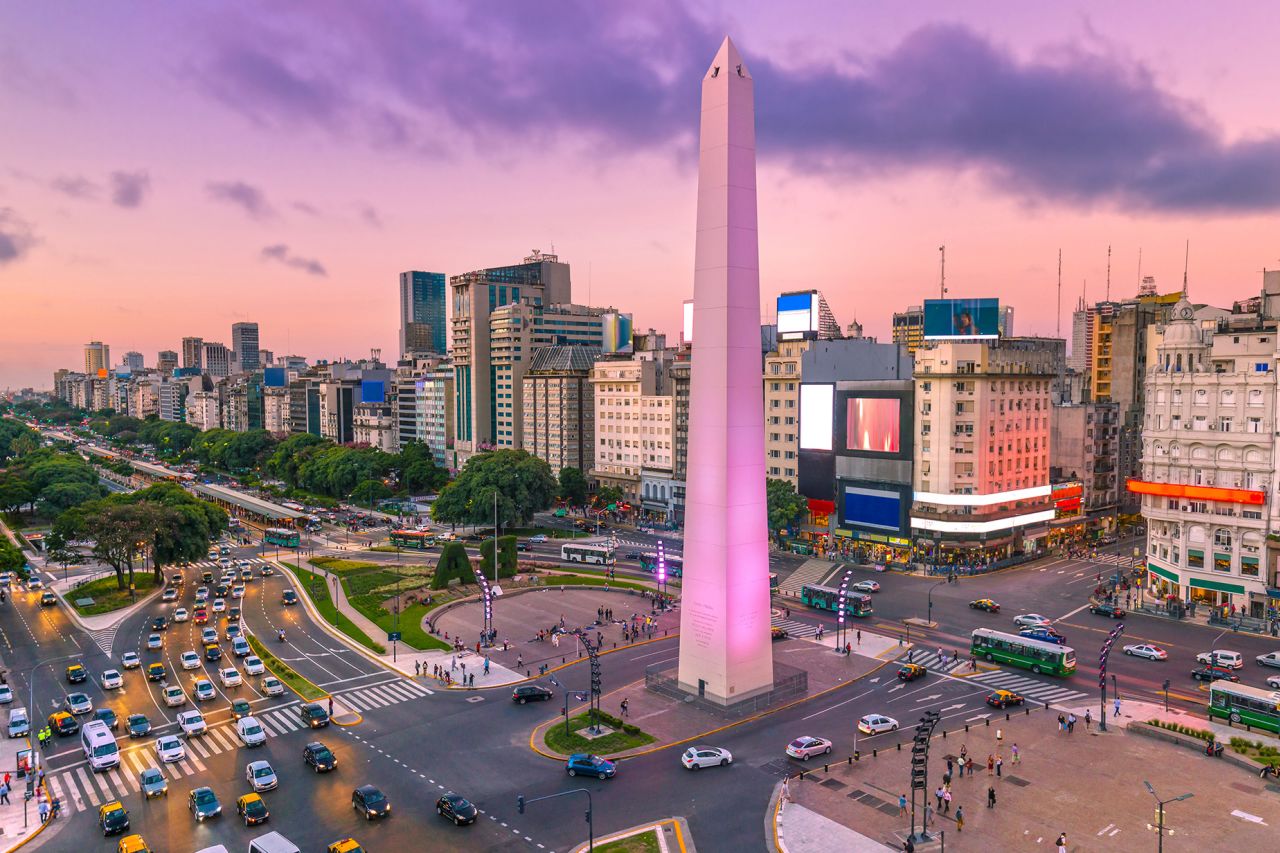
top-left (1157, 802), bottom-right (1164, 853)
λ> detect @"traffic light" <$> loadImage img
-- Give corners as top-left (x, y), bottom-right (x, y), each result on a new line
top-left (517, 795), bottom-right (525, 815)
top-left (1162, 679), bottom-right (1171, 692)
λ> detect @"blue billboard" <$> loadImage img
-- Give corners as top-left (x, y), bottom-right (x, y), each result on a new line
top-left (777, 291), bottom-right (818, 339)
top-left (923, 298), bottom-right (1001, 340)
top-left (360, 380), bottom-right (386, 403)
top-left (263, 367), bottom-right (287, 388)
top-left (842, 485), bottom-right (903, 532)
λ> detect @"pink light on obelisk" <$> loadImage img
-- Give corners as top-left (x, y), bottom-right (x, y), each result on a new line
top-left (677, 36), bottom-right (774, 705)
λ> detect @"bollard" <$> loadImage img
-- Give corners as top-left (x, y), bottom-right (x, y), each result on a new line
top-left (613, 643), bottom-right (617, 649)
top-left (854, 750), bottom-right (860, 762)
top-left (824, 763), bottom-right (829, 773)
top-left (873, 748), bottom-right (877, 757)
top-left (942, 729), bottom-right (947, 738)
top-left (985, 719), bottom-right (990, 727)
top-left (847, 756), bottom-right (852, 765)
top-left (1006, 713), bottom-right (1010, 722)
top-left (896, 742), bottom-right (901, 751)
top-left (964, 724), bottom-right (970, 733)
top-left (562, 658), bottom-right (566, 663)
top-left (1025, 708), bottom-right (1030, 716)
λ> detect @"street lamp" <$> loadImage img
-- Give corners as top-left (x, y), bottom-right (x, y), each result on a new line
top-left (926, 579), bottom-right (947, 626)
top-left (1143, 781), bottom-right (1192, 853)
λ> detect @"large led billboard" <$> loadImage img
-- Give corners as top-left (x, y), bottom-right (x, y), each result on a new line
top-left (842, 485), bottom-right (903, 532)
top-left (777, 292), bottom-right (818, 339)
top-left (263, 367), bottom-right (287, 388)
top-left (682, 299), bottom-right (694, 344)
top-left (923, 298), bottom-right (1001, 340)
top-left (602, 313), bottom-right (634, 354)
top-left (799, 384), bottom-right (834, 451)
top-left (360, 380), bottom-right (385, 404)
top-left (845, 398), bottom-right (901, 454)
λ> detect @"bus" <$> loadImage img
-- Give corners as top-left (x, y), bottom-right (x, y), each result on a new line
top-left (82, 719), bottom-right (119, 771)
top-left (1209, 682), bottom-right (1280, 734)
top-left (639, 554), bottom-right (684, 578)
top-left (280, 501), bottom-right (306, 513)
top-left (389, 530), bottom-right (434, 550)
top-left (970, 628), bottom-right (1076, 676)
top-left (561, 543), bottom-right (616, 565)
top-left (800, 584), bottom-right (873, 617)
top-left (263, 528), bottom-right (300, 548)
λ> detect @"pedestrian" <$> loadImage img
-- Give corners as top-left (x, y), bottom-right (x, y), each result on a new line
top-left (1057, 713), bottom-right (1066, 732)
top-left (856, 629), bottom-right (862, 646)
top-left (899, 793), bottom-right (908, 816)
top-left (937, 646), bottom-right (943, 661)
top-left (987, 786), bottom-right (996, 809)
top-left (328, 696), bottom-right (334, 716)
top-left (845, 642), bottom-right (852, 656)
top-left (1067, 713), bottom-right (1076, 734)
top-left (903, 837), bottom-right (915, 853)
top-left (516, 655), bottom-right (523, 670)
top-left (415, 661), bottom-right (421, 677)
top-left (1114, 696), bottom-right (1122, 717)
top-left (996, 754), bottom-right (1003, 777)
top-left (946, 757), bottom-right (954, 777)
top-left (451, 655), bottom-right (457, 672)
top-left (987, 754), bottom-right (994, 775)
top-left (483, 656), bottom-right (491, 676)
top-left (0, 782), bottom-right (9, 805)
top-left (956, 755), bottom-right (965, 777)
top-left (908, 649), bottom-right (914, 663)
top-left (469, 673), bottom-right (475, 686)
top-left (460, 661), bottom-right (466, 675)
top-left (1011, 743), bottom-right (1019, 764)
top-left (1056, 833), bottom-right (1067, 853)
top-left (38, 798), bottom-right (49, 824)
top-left (935, 786), bottom-right (944, 811)
top-left (960, 744), bottom-right (968, 761)
top-left (955, 806), bottom-right (964, 832)
top-left (621, 697), bottom-right (630, 717)
top-left (942, 788), bottom-right (952, 813)
top-left (2, 772), bottom-right (8, 788)
top-left (996, 727), bottom-right (1003, 745)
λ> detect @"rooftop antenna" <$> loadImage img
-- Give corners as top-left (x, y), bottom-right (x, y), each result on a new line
top-left (938, 245), bottom-right (947, 299)
top-left (1182, 240), bottom-right (1190, 296)
top-left (1056, 249), bottom-right (1062, 337)
top-left (1105, 244), bottom-right (1111, 302)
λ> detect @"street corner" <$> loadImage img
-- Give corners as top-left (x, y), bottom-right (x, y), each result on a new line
top-left (327, 693), bottom-right (363, 726)
top-left (571, 817), bottom-right (697, 853)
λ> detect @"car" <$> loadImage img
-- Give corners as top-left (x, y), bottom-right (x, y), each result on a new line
top-left (170, 572), bottom-right (184, 585)
top-left (177, 709), bottom-right (206, 736)
top-left (26, 577), bottom-right (42, 590)
top-left (101, 669), bottom-right (124, 689)
top-left (245, 758), bottom-right (278, 792)
top-left (237, 792), bottom-right (270, 826)
top-left (193, 679), bottom-right (216, 701)
top-left (48, 710), bottom-right (79, 736)
top-left (1196, 650), bottom-right (1244, 669)
top-left (127, 714), bottom-right (152, 738)
top-left (66, 663), bottom-right (88, 683)
top-left (40, 590), bottom-right (57, 607)
top-left (151, 616), bottom-right (168, 631)
top-left (1268, 674), bottom-right (1280, 690)
top-left (260, 565), bottom-right (275, 577)
top-left (220, 667), bottom-right (242, 687)
top-left (65, 692), bottom-right (93, 715)
top-left (230, 698), bottom-right (252, 719)
top-left (116, 834), bottom-right (151, 853)
top-left (94, 707), bottom-right (120, 730)
top-left (282, 590), bottom-right (298, 605)
top-left (188, 786), bottom-right (222, 822)
top-left (680, 746), bottom-right (733, 769)
top-left (1123, 644), bottom-right (1168, 660)
top-left (228, 605), bottom-right (242, 621)
top-left (139, 766), bottom-right (167, 798)
top-left (233, 638), bottom-right (251, 657)
top-left (512, 685), bottom-right (554, 704)
top-left (1013, 613), bottom-right (1052, 628)
top-left (195, 588), bottom-right (208, 605)
top-left (232, 585), bottom-right (245, 599)
top-left (240, 568), bottom-right (254, 581)
top-left (352, 785), bottom-right (391, 819)
top-left (146, 633), bottom-right (163, 650)
top-left (205, 643), bottom-right (222, 662)
top-left (969, 599), bottom-right (1001, 613)
top-left (99, 801), bottom-right (131, 836)
top-left (786, 736), bottom-right (834, 759)
top-left (201, 627), bottom-right (219, 645)
top-left (986, 690), bottom-right (1025, 709)
top-left (566, 753), bottom-right (617, 778)
top-left (1258, 652), bottom-right (1280, 669)
top-left (529, 534), bottom-right (548, 543)
top-left (261, 676), bottom-right (285, 696)
top-left (0, 685), bottom-right (11, 704)
top-left (121, 652), bottom-right (141, 669)
top-left (1191, 665), bottom-right (1239, 682)
top-left (852, 580), bottom-right (881, 593)
top-left (212, 598), bottom-right (226, 613)
top-left (215, 584), bottom-right (230, 599)
top-left (226, 623), bottom-right (243, 642)
top-left (304, 741), bottom-right (338, 772)
top-left (180, 651), bottom-right (201, 670)
top-left (857, 715), bottom-right (899, 735)
top-left (771, 625), bottom-right (789, 641)
top-left (436, 793), bottom-right (478, 825)
top-left (163, 685), bottom-right (186, 707)
top-left (326, 841), bottom-right (364, 853)
top-left (244, 655), bottom-right (265, 675)
top-left (237, 717), bottom-right (267, 748)
top-left (173, 608), bottom-right (189, 623)
top-left (161, 588), bottom-right (178, 602)
top-left (1090, 602), bottom-right (1126, 619)
top-left (147, 662), bottom-right (167, 681)
top-left (193, 608), bottom-right (208, 624)
top-left (300, 703), bottom-right (330, 728)
top-left (897, 663), bottom-right (928, 682)
top-left (1019, 627), bottom-right (1066, 645)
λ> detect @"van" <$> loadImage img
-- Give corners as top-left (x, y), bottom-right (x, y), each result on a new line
top-left (7, 706), bottom-right (29, 738)
top-left (247, 831), bottom-right (300, 853)
top-left (81, 719), bottom-right (119, 770)
top-left (194, 847), bottom-right (231, 853)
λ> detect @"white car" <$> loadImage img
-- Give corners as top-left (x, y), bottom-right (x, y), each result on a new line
top-left (193, 679), bottom-right (216, 701)
top-left (211, 598), bottom-right (226, 613)
top-left (857, 714), bottom-right (899, 735)
top-left (180, 651), bottom-right (201, 670)
top-left (1123, 644), bottom-right (1168, 660)
top-left (1257, 652), bottom-right (1280, 669)
top-left (121, 652), bottom-right (141, 669)
top-left (231, 585), bottom-right (245, 599)
top-left (26, 577), bottom-right (42, 590)
top-left (101, 669), bottom-right (124, 689)
top-left (220, 667), bottom-right (242, 688)
top-left (156, 734), bottom-right (186, 763)
top-left (177, 709), bottom-right (206, 736)
top-left (195, 588), bottom-right (209, 604)
top-left (786, 736), bottom-right (833, 760)
top-left (261, 676), bottom-right (284, 697)
top-left (1013, 613), bottom-right (1052, 628)
top-left (147, 633), bottom-right (163, 650)
top-left (233, 638), bottom-right (251, 657)
top-left (173, 608), bottom-right (189, 623)
top-left (244, 656), bottom-right (265, 675)
top-left (852, 580), bottom-right (880, 593)
top-left (529, 534), bottom-right (548, 544)
top-left (162, 588), bottom-right (178, 602)
top-left (1268, 674), bottom-right (1280, 690)
top-left (65, 692), bottom-right (93, 715)
top-left (1196, 650), bottom-right (1243, 669)
top-left (245, 759), bottom-right (277, 790)
top-left (0, 685), bottom-right (11, 704)
top-left (163, 685), bottom-right (187, 707)
top-left (681, 746), bottom-right (733, 769)
top-left (201, 628), bottom-right (219, 645)
top-left (236, 717), bottom-right (267, 748)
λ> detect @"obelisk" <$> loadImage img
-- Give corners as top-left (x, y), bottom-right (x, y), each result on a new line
top-left (677, 37), bottom-right (774, 705)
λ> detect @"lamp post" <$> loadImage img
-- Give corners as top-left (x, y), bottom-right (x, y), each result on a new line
top-left (1143, 781), bottom-right (1192, 853)
top-left (926, 579), bottom-right (947, 626)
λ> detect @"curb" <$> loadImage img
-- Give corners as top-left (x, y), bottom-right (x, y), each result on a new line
top-left (4, 737), bottom-right (52, 853)
top-left (767, 781), bottom-right (787, 853)
top-left (57, 582), bottom-right (163, 643)
top-left (568, 816), bottom-right (693, 853)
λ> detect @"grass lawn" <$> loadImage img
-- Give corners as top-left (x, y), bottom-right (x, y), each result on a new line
top-left (366, 545), bottom-right (400, 553)
top-left (595, 831), bottom-right (661, 853)
top-left (540, 574), bottom-right (652, 593)
top-left (282, 562), bottom-right (386, 654)
top-left (69, 572), bottom-right (160, 616)
top-left (309, 556), bottom-right (382, 575)
top-left (543, 711), bottom-right (655, 757)
top-left (246, 633), bottom-right (327, 701)
top-left (1230, 736), bottom-right (1280, 768)
top-left (339, 567), bottom-right (449, 652)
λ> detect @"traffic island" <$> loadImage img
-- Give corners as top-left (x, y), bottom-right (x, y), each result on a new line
top-left (543, 711), bottom-right (655, 757)
top-left (574, 818), bottom-right (696, 853)
top-left (246, 633), bottom-right (327, 702)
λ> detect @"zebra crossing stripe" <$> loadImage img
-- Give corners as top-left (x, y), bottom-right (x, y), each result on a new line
top-left (208, 728), bottom-right (234, 752)
top-left (161, 761), bottom-right (183, 780)
top-left (76, 767), bottom-right (100, 807)
top-left (47, 777), bottom-right (71, 811)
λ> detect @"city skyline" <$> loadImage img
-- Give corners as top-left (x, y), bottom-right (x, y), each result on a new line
top-left (6, 2), bottom-right (1280, 389)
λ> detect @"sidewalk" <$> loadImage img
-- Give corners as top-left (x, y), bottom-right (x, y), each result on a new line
top-left (0, 733), bottom-right (48, 851)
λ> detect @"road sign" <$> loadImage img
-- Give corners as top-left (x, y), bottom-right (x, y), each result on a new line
top-left (387, 631), bottom-right (402, 642)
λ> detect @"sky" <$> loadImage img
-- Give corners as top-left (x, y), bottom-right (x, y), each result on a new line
top-left (3, 1), bottom-right (1279, 389)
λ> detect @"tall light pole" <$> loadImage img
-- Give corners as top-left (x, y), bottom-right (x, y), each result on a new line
top-left (1143, 781), bottom-right (1192, 853)
top-left (926, 579), bottom-right (947, 626)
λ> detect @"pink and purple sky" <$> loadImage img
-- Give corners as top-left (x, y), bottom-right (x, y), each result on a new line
top-left (3, 1), bottom-right (1279, 389)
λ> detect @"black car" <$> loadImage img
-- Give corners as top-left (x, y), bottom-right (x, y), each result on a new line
top-left (93, 707), bottom-right (119, 731)
top-left (1192, 665), bottom-right (1239, 682)
top-left (205, 644), bottom-right (222, 662)
top-left (299, 703), bottom-right (330, 728)
top-left (352, 785), bottom-right (390, 820)
top-left (512, 685), bottom-right (554, 704)
top-left (127, 713), bottom-right (152, 738)
top-left (516, 542), bottom-right (530, 552)
top-left (152, 616), bottom-right (168, 631)
top-left (214, 584), bottom-right (229, 598)
top-left (260, 565), bottom-right (274, 577)
top-left (436, 793), bottom-right (477, 826)
top-left (189, 786), bottom-right (222, 822)
top-left (98, 802), bottom-right (130, 836)
top-left (282, 590), bottom-right (299, 606)
top-left (624, 550), bottom-right (642, 560)
top-left (1090, 602), bottom-right (1126, 619)
top-left (304, 741), bottom-right (337, 772)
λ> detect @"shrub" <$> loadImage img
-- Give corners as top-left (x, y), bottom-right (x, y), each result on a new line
top-left (432, 541), bottom-right (473, 589)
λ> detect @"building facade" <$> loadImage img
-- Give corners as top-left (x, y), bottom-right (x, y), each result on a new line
top-left (84, 341), bottom-right (110, 375)
top-left (521, 345), bottom-right (598, 476)
top-left (231, 322), bottom-right (260, 372)
top-left (181, 337), bottom-right (204, 370)
top-left (203, 342), bottom-right (232, 378)
top-left (399, 271), bottom-right (448, 356)
top-left (354, 402), bottom-right (397, 452)
top-left (892, 307), bottom-right (925, 355)
top-left (764, 339), bottom-right (808, 483)
top-left (157, 350), bottom-right (178, 375)
top-left (122, 351), bottom-right (144, 372)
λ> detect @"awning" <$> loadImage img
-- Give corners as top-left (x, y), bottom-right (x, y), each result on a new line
top-left (1148, 562), bottom-right (1179, 583)
top-left (1189, 577), bottom-right (1246, 595)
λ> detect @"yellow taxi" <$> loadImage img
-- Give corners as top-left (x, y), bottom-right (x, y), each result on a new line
top-left (66, 663), bottom-right (88, 684)
top-left (327, 840), bottom-right (365, 853)
top-left (985, 689), bottom-right (1025, 709)
top-left (117, 835), bottom-right (151, 853)
top-left (770, 625), bottom-right (789, 641)
top-left (146, 662), bottom-right (167, 682)
top-left (236, 792), bottom-right (270, 826)
top-left (98, 800), bottom-right (130, 836)
top-left (897, 663), bottom-right (928, 682)
top-left (48, 710), bottom-right (79, 737)
top-left (968, 598), bottom-right (1001, 613)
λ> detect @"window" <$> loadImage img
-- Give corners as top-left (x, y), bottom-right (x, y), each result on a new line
top-left (1188, 549), bottom-right (1204, 569)
top-left (1213, 529), bottom-right (1232, 549)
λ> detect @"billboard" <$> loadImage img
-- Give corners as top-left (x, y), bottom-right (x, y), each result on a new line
top-left (799, 384), bottom-right (834, 451)
top-left (360, 380), bottom-right (386, 404)
top-left (845, 398), bottom-right (901, 454)
top-left (923, 298), bottom-right (1001, 340)
top-left (263, 367), bottom-right (287, 388)
top-left (682, 299), bottom-right (694, 344)
top-left (601, 313), bottom-right (634, 354)
top-left (842, 485), bottom-right (904, 532)
top-left (777, 292), bottom-right (818, 339)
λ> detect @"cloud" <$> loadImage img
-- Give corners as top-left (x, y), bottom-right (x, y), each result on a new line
top-left (194, 5), bottom-right (1280, 213)
top-left (0, 208), bottom-right (38, 265)
top-left (207, 180), bottom-right (275, 219)
top-left (49, 175), bottom-right (100, 200)
top-left (292, 201), bottom-right (321, 216)
top-left (358, 204), bottom-right (383, 229)
top-left (109, 170), bottom-right (151, 208)
top-left (260, 243), bottom-right (327, 276)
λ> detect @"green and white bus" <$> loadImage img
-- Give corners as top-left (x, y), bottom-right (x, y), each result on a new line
top-left (561, 543), bottom-right (616, 566)
top-left (801, 584), bottom-right (873, 617)
top-left (1209, 682), bottom-right (1280, 734)
top-left (970, 628), bottom-right (1076, 676)
top-left (263, 528), bottom-right (300, 548)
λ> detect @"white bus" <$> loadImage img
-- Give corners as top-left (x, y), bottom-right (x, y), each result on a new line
top-left (81, 719), bottom-right (119, 771)
top-left (561, 543), bottom-right (616, 566)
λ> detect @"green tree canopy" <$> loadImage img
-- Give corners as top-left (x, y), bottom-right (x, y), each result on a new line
top-left (766, 478), bottom-right (807, 537)
top-left (431, 449), bottom-right (555, 529)
top-left (36, 481), bottom-right (106, 517)
top-left (557, 467), bottom-right (588, 507)
top-left (0, 419), bottom-right (38, 461)
top-left (350, 478), bottom-right (393, 506)
top-left (0, 539), bottom-right (25, 572)
top-left (0, 475), bottom-right (35, 514)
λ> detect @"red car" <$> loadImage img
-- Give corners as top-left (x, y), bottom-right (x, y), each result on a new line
top-left (193, 608), bottom-right (209, 624)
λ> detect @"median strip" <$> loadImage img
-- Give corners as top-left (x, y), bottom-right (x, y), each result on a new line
top-left (246, 632), bottom-right (327, 702)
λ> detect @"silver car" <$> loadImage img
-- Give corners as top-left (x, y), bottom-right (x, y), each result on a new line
top-left (245, 759), bottom-right (278, 791)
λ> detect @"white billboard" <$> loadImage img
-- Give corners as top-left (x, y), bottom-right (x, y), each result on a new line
top-left (799, 383), bottom-right (834, 451)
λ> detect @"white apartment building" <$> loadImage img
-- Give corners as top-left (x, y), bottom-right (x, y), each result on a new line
top-left (764, 339), bottom-right (807, 483)
top-left (393, 357), bottom-right (454, 467)
top-left (591, 352), bottom-right (677, 516)
top-left (263, 386), bottom-right (290, 433)
top-left (354, 402), bottom-right (397, 452)
top-left (187, 390), bottom-right (221, 431)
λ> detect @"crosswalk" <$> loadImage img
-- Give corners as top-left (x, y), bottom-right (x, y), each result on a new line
top-left (187, 556), bottom-right (272, 571)
top-left (771, 615), bottom-right (820, 639)
top-left (968, 669), bottom-right (1092, 707)
top-left (897, 649), bottom-right (967, 674)
top-left (1086, 553), bottom-right (1140, 567)
top-left (87, 625), bottom-right (120, 657)
top-left (330, 677), bottom-right (433, 710)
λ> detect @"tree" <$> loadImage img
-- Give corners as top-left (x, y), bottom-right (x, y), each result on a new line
top-left (558, 467), bottom-right (589, 507)
top-left (0, 475), bottom-right (35, 514)
top-left (0, 539), bottom-right (25, 572)
top-left (431, 450), bottom-right (556, 529)
top-left (592, 485), bottom-right (624, 510)
top-left (36, 481), bottom-right (106, 517)
top-left (0, 420), bottom-right (37, 461)
top-left (766, 478), bottom-right (807, 539)
top-left (431, 541), bottom-right (474, 589)
top-left (350, 479), bottom-right (392, 506)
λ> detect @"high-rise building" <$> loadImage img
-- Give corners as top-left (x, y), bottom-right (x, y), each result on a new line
top-left (182, 337), bottom-right (204, 370)
top-left (522, 345), bottom-right (598, 476)
top-left (157, 350), bottom-right (178, 375)
top-left (259, 349), bottom-right (274, 366)
top-left (263, 385), bottom-right (290, 433)
top-left (186, 389), bottom-right (221, 431)
top-left (590, 352), bottom-right (674, 510)
top-left (203, 342), bottom-right (232, 378)
top-left (231, 322), bottom-right (260, 373)
top-left (84, 341), bottom-right (110, 375)
top-left (122, 351), bottom-right (144, 372)
top-left (393, 356), bottom-right (455, 468)
top-left (763, 339), bottom-right (807, 484)
top-left (400, 271), bottom-right (448, 357)
top-left (891, 306), bottom-right (925, 354)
